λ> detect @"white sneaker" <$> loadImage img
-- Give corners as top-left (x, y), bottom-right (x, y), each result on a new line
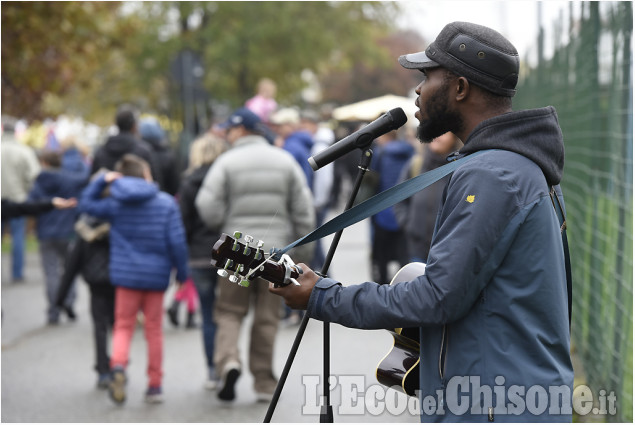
top-left (205, 368), bottom-right (219, 390)
top-left (256, 391), bottom-right (274, 403)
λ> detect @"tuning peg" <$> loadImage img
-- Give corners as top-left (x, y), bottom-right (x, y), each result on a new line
top-left (244, 235), bottom-right (254, 244)
top-left (218, 259), bottom-right (234, 278)
top-left (254, 249), bottom-right (263, 261)
top-left (232, 231), bottom-right (242, 251)
top-left (229, 274), bottom-right (240, 284)
top-left (256, 240), bottom-right (264, 248)
top-left (239, 278), bottom-right (250, 288)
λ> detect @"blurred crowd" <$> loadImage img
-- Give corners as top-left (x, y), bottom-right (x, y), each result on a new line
top-left (0, 77), bottom-right (461, 406)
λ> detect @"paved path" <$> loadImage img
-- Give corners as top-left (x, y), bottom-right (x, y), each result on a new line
top-left (1, 218), bottom-right (418, 423)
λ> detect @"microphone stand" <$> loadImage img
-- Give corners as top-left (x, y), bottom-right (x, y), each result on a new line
top-left (264, 147), bottom-right (374, 423)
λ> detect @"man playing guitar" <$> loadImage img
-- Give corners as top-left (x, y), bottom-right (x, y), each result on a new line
top-left (269, 21), bottom-right (573, 422)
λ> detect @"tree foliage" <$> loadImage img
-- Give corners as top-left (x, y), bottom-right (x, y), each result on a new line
top-left (135, 1), bottom-right (404, 106)
top-left (1, 2), bottom-right (124, 121)
top-left (320, 29), bottom-right (426, 103)
top-left (2, 1), bottom-right (425, 124)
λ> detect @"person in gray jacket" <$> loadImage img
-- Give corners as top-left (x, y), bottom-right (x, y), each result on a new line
top-left (270, 22), bottom-right (573, 422)
top-left (1, 120), bottom-right (41, 282)
top-left (195, 107), bottom-right (315, 403)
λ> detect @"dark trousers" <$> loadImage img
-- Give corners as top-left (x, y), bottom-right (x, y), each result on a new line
top-left (89, 285), bottom-right (115, 375)
top-left (371, 225), bottom-right (408, 285)
top-left (39, 238), bottom-right (76, 322)
top-left (1, 217), bottom-right (26, 280)
top-left (191, 267), bottom-right (218, 370)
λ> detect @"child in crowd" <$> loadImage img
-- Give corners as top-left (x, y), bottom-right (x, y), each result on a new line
top-left (28, 149), bottom-right (89, 324)
top-left (166, 276), bottom-right (198, 329)
top-left (55, 175), bottom-right (115, 390)
top-left (78, 154), bottom-right (189, 405)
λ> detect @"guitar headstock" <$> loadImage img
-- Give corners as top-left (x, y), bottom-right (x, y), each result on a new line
top-left (210, 231), bottom-right (301, 288)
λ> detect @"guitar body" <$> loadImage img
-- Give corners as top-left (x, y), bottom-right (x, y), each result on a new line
top-left (375, 262), bottom-right (426, 397)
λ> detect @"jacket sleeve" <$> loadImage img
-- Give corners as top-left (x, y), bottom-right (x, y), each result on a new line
top-left (166, 203), bottom-right (190, 282)
top-left (194, 162), bottom-right (227, 231)
top-left (23, 148), bottom-right (41, 191)
top-left (306, 162), bottom-right (523, 328)
top-left (178, 180), bottom-right (195, 243)
top-left (1, 199), bottom-right (54, 220)
top-left (286, 163), bottom-right (316, 263)
top-left (164, 155), bottom-right (181, 196)
top-left (77, 175), bottom-right (117, 219)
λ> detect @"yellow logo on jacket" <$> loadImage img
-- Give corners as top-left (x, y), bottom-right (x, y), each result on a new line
top-left (466, 195), bottom-right (475, 203)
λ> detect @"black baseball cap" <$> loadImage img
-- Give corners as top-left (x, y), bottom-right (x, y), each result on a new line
top-left (218, 107), bottom-right (262, 132)
top-left (398, 22), bottom-right (519, 97)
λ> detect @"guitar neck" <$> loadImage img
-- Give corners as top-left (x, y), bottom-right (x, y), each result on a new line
top-left (246, 259), bottom-right (289, 286)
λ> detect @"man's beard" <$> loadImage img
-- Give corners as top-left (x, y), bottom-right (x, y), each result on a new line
top-left (416, 84), bottom-right (463, 144)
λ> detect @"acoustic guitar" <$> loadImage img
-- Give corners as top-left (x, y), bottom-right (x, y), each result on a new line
top-left (210, 232), bottom-right (424, 397)
top-left (375, 262), bottom-right (426, 397)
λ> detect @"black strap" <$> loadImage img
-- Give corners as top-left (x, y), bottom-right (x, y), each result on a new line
top-left (549, 187), bottom-right (572, 329)
top-left (273, 151), bottom-right (486, 257)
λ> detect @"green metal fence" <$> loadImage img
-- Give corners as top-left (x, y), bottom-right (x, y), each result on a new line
top-left (514, 2), bottom-right (633, 422)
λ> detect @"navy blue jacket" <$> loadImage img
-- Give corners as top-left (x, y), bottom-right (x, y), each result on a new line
top-left (79, 175), bottom-right (189, 291)
top-left (28, 168), bottom-right (89, 240)
top-left (283, 130), bottom-right (314, 189)
top-left (371, 139), bottom-right (415, 231)
top-left (306, 107), bottom-right (573, 422)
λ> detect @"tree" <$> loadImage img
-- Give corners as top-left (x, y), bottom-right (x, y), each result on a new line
top-left (2, 2), bottom-right (415, 125)
top-left (319, 29), bottom-right (427, 103)
top-left (137, 1), bottom-right (403, 107)
top-left (1, 2), bottom-right (124, 121)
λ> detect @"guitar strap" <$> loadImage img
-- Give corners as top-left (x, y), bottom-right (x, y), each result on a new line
top-left (549, 187), bottom-right (573, 329)
top-left (275, 149), bottom-right (572, 329)
top-left (273, 150), bottom-right (486, 257)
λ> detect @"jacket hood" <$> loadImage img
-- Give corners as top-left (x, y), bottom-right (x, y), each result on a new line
top-left (139, 118), bottom-right (166, 150)
top-left (459, 106), bottom-right (564, 185)
top-left (104, 132), bottom-right (140, 156)
top-left (110, 176), bottom-right (158, 203)
top-left (287, 130), bottom-right (314, 150)
top-left (143, 137), bottom-right (169, 151)
top-left (35, 169), bottom-right (88, 193)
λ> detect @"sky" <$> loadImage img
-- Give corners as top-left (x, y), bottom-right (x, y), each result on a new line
top-left (396, 0), bottom-right (579, 65)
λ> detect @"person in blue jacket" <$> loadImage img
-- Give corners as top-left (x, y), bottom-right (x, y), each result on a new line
top-left (270, 21), bottom-right (573, 422)
top-left (79, 154), bottom-right (189, 405)
top-left (369, 129), bottom-right (414, 284)
top-left (28, 149), bottom-right (89, 324)
top-left (271, 107), bottom-right (315, 189)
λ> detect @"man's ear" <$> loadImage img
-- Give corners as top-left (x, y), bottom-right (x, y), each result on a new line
top-left (455, 77), bottom-right (470, 102)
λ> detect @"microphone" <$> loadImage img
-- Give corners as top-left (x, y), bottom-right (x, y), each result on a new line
top-left (308, 107), bottom-right (408, 171)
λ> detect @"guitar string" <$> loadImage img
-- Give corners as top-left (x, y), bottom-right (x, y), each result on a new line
top-left (243, 210), bottom-right (280, 280)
